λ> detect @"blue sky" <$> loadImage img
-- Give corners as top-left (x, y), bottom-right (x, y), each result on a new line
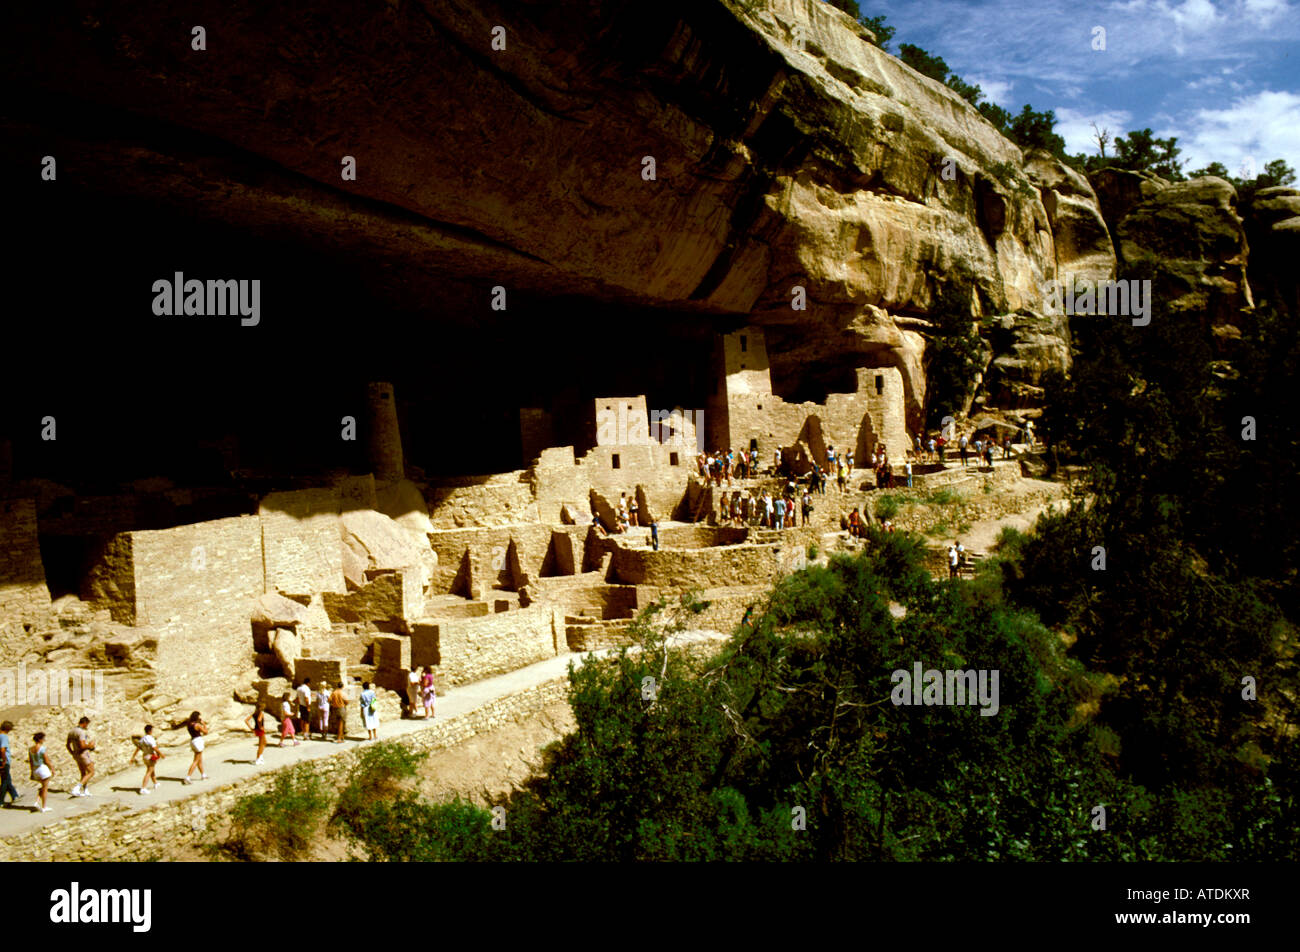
top-left (856, 0), bottom-right (1300, 175)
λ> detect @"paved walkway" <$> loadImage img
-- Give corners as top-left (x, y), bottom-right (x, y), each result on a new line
top-left (0, 631), bottom-right (726, 839)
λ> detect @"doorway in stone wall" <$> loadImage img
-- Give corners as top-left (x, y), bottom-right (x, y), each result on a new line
top-left (855, 412), bottom-right (879, 465)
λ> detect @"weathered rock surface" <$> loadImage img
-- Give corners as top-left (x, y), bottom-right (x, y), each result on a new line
top-left (1024, 149), bottom-right (1115, 287)
top-left (1090, 167), bottom-right (1169, 237)
top-left (1243, 186), bottom-right (1300, 318)
top-left (1112, 176), bottom-right (1252, 327)
top-left (340, 510), bottom-right (431, 591)
top-left (270, 627), bottom-right (301, 681)
top-left (4, 0), bottom-right (1078, 422)
top-left (251, 592), bottom-right (311, 632)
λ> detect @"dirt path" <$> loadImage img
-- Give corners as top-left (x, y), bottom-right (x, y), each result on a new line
top-left (958, 494), bottom-right (1073, 555)
top-left (0, 630), bottom-right (726, 846)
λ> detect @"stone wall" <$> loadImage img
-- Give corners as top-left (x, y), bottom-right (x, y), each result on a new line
top-left (0, 498), bottom-right (52, 636)
top-left (134, 516), bottom-right (264, 696)
top-left (725, 366), bottom-right (909, 470)
top-left (608, 541), bottom-right (796, 588)
top-left (530, 446), bottom-right (690, 526)
top-left (426, 473), bottom-right (538, 529)
top-left (0, 677), bottom-right (572, 862)
top-left (689, 587), bottom-right (763, 634)
top-left (258, 488), bottom-right (346, 596)
top-left (657, 525), bottom-right (750, 549)
top-left (128, 517), bottom-right (263, 631)
top-left (321, 568), bottom-right (420, 632)
top-left (528, 575), bottom-right (641, 620)
top-left (80, 534), bottom-right (136, 625)
top-left (78, 516), bottom-right (263, 696)
top-left (416, 603), bottom-right (563, 686)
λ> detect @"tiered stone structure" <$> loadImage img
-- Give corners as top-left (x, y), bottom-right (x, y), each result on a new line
top-left (707, 327), bottom-right (909, 464)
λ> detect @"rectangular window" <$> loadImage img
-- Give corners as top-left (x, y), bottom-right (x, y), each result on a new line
top-left (670, 452), bottom-right (679, 466)
top-left (612, 454), bottom-right (621, 469)
top-left (740, 335), bottom-right (748, 352)
top-left (875, 374), bottom-right (884, 395)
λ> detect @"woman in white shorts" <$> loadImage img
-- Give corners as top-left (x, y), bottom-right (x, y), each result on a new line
top-left (28, 732), bottom-right (53, 812)
top-left (184, 712), bottom-right (208, 784)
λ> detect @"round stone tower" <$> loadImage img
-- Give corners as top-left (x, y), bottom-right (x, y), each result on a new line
top-left (366, 382), bottom-right (405, 481)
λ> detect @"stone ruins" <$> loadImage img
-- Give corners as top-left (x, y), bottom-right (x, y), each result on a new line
top-left (0, 317), bottom-right (942, 773)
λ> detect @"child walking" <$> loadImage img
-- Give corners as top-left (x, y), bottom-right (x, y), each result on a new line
top-left (278, 692), bottom-right (299, 747)
top-left (138, 724), bottom-right (163, 795)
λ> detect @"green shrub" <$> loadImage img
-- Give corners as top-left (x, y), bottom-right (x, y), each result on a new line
top-left (218, 767), bottom-right (331, 860)
top-left (875, 494), bottom-right (901, 521)
top-left (341, 795), bottom-right (506, 862)
top-left (333, 741), bottom-right (427, 836)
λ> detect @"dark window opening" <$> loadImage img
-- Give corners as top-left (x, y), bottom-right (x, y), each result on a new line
top-left (740, 335), bottom-right (748, 352)
top-left (875, 374), bottom-right (884, 395)
top-left (670, 452), bottom-right (679, 466)
top-left (612, 454), bottom-right (621, 469)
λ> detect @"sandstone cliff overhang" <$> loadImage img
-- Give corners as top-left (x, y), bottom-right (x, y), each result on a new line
top-left (3, 0), bottom-right (1090, 417)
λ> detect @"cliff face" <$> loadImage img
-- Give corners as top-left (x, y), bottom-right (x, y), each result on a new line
top-left (1091, 169), bottom-right (1299, 335)
top-left (4, 0), bottom-right (1096, 426)
top-left (1243, 187), bottom-right (1300, 318)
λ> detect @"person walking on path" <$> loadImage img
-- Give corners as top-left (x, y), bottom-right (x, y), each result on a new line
top-left (948, 542), bottom-right (960, 580)
top-left (278, 692), bottom-right (300, 747)
top-left (421, 666), bottom-right (437, 719)
top-left (66, 717), bottom-right (95, 797)
top-left (137, 724), bottom-right (163, 795)
top-left (29, 733), bottom-right (53, 813)
top-left (245, 703), bottom-right (268, 765)
top-left (650, 519), bottom-right (659, 551)
top-left (905, 460), bottom-right (913, 488)
top-left (183, 712), bottom-right (208, 784)
top-left (329, 682), bottom-right (349, 744)
top-left (360, 682), bottom-right (379, 741)
top-left (0, 721), bottom-right (21, 807)
top-left (296, 679), bottom-right (314, 737)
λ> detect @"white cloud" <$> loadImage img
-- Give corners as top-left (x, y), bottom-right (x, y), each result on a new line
top-left (1243, 0), bottom-right (1290, 25)
top-left (879, 0), bottom-right (1300, 87)
top-left (967, 75), bottom-right (1014, 106)
top-left (1174, 89), bottom-right (1300, 172)
top-left (1054, 107), bottom-right (1135, 156)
